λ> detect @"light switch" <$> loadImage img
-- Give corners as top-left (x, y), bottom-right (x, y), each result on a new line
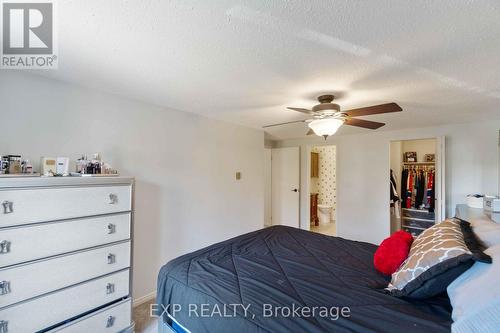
top-left (236, 172), bottom-right (241, 180)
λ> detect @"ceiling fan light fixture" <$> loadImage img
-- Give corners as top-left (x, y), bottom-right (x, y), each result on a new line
top-left (308, 118), bottom-right (344, 138)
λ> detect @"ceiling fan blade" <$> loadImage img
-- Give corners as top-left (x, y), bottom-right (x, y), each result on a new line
top-left (306, 129), bottom-right (314, 135)
top-left (262, 119), bottom-right (308, 128)
top-left (344, 103), bottom-right (402, 117)
top-left (344, 118), bottom-right (385, 130)
top-left (287, 107), bottom-right (314, 114)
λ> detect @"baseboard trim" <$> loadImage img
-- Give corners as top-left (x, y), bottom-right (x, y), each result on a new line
top-left (133, 290), bottom-right (156, 307)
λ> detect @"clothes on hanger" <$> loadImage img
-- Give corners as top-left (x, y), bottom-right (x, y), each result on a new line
top-left (401, 166), bottom-right (435, 211)
top-left (406, 170), bottom-right (414, 209)
top-left (390, 170), bottom-right (401, 218)
top-left (426, 170), bottom-right (434, 210)
top-left (429, 171), bottom-right (435, 213)
top-left (401, 168), bottom-right (409, 208)
top-left (390, 170), bottom-right (399, 204)
top-left (415, 170), bottom-right (426, 208)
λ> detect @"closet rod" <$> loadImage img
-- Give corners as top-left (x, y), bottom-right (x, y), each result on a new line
top-left (402, 162), bottom-right (435, 165)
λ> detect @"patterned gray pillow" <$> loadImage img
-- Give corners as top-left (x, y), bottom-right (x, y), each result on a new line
top-left (387, 218), bottom-right (474, 298)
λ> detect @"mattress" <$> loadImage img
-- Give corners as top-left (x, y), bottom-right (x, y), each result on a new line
top-left (157, 226), bottom-right (452, 333)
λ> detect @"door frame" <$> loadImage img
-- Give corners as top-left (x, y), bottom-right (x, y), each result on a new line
top-left (302, 144), bottom-right (338, 231)
top-left (303, 145), bottom-right (312, 231)
top-left (389, 136), bottom-right (446, 224)
top-left (436, 136), bottom-right (446, 222)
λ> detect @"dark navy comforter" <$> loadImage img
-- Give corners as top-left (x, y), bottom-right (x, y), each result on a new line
top-left (157, 226), bottom-right (451, 333)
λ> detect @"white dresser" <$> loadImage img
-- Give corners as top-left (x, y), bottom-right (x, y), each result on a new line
top-left (0, 177), bottom-right (135, 333)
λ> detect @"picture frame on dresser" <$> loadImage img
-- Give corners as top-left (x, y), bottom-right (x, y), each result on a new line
top-left (0, 176), bottom-right (135, 333)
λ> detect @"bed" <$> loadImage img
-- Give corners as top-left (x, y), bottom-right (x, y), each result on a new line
top-left (157, 226), bottom-right (452, 333)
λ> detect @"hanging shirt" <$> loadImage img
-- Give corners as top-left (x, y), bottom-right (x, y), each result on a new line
top-left (426, 171), bottom-right (434, 208)
top-left (429, 171), bottom-right (435, 213)
top-left (415, 170), bottom-right (426, 209)
top-left (406, 171), bottom-right (413, 209)
top-left (401, 169), bottom-right (409, 208)
top-left (390, 171), bottom-right (401, 218)
top-left (390, 171), bottom-right (399, 204)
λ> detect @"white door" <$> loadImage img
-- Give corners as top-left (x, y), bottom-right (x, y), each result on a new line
top-left (271, 147), bottom-right (300, 227)
top-left (436, 136), bottom-right (446, 222)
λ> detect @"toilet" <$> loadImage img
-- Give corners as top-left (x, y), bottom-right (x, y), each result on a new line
top-left (317, 204), bottom-right (332, 224)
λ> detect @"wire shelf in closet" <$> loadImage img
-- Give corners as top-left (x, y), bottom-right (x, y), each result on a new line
top-left (402, 162), bottom-right (435, 165)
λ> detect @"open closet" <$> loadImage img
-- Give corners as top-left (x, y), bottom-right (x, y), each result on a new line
top-left (390, 138), bottom-right (445, 236)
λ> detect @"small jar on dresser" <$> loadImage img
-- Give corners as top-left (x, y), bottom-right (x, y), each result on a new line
top-left (0, 176), bottom-right (135, 333)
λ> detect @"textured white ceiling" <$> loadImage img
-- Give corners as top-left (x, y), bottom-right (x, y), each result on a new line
top-left (36, 0), bottom-right (500, 139)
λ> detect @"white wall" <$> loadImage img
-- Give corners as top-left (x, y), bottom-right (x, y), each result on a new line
top-left (401, 139), bottom-right (436, 162)
top-left (274, 121), bottom-right (500, 245)
top-left (0, 72), bottom-right (265, 301)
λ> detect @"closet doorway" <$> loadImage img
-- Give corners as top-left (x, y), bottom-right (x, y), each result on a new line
top-left (390, 137), bottom-right (445, 237)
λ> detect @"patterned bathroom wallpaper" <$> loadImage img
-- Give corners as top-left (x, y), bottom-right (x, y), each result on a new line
top-left (311, 146), bottom-right (337, 211)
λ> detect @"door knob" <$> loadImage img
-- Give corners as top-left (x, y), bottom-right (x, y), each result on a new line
top-left (291, 189), bottom-right (298, 192)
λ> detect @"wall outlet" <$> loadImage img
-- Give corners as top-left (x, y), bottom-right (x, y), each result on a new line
top-left (236, 172), bottom-right (241, 180)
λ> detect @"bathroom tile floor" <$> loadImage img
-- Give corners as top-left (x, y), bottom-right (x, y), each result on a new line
top-left (310, 221), bottom-right (336, 236)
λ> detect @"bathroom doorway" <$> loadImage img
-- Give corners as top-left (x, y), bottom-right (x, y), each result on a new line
top-left (309, 145), bottom-right (337, 236)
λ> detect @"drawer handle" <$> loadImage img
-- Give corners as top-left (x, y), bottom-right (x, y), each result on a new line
top-left (107, 223), bottom-right (116, 234)
top-left (108, 193), bottom-right (118, 204)
top-left (106, 283), bottom-right (115, 294)
top-left (107, 253), bottom-right (116, 264)
top-left (0, 241), bottom-right (11, 254)
top-left (2, 201), bottom-right (13, 214)
top-left (0, 320), bottom-right (7, 333)
top-left (106, 315), bottom-right (115, 328)
top-left (0, 281), bottom-right (10, 295)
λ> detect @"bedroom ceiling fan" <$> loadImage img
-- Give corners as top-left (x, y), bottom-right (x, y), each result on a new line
top-left (263, 95), bottom-right (402, 139)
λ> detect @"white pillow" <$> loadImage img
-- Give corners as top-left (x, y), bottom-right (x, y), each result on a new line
top-left (469, 217), bottom-right (500, 248)
top-left (448, 244), bottom-right (500, 332)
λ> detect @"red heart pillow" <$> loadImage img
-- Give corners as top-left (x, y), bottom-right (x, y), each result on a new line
top-left (374, 231), bottom-right (413, 276)
top-left (392, 230), bottom-right (413, 244)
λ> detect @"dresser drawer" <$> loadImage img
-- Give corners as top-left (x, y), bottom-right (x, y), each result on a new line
top-left (49, 299), bottom-right (132, 333)
top-left (0, 185), bottom-right (131, 228)
top-left (402, 226), bottom-right (425, 237)
top-left (402, 217), bottom-right (435, 230)
top-left (402, 208), bottom-right (435, 220)
top-left (0, 269), bottom-right (129, 333)
top-left (0, 241), bottom-right (130, 309)
top-left (0, 213), bottom-right (130, 268)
